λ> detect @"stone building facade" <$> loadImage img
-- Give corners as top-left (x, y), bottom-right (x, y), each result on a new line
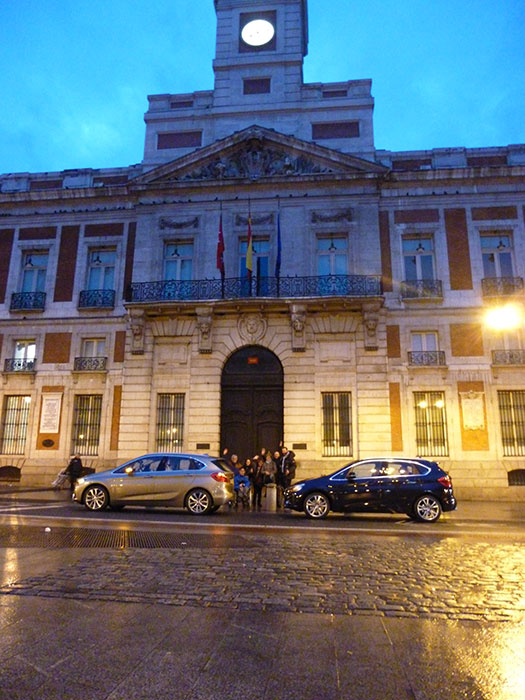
top-left (0, 0), bottom-right (524, 500)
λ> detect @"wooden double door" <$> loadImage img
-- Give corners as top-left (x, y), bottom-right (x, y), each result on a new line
top-left (221, 346), bottom-right (283, 461)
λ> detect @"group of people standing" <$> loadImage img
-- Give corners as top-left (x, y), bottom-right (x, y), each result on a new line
top-left (223, 446), bottom-right (296, 509)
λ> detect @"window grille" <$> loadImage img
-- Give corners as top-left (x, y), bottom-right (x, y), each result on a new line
top-left (413, 391), bottom-right (449, 457)
top-left (0, 395), bottom-right (31, 454)
top-left (322, 392), bottom-right (352, 457)
top-left (498, 391), bottom-right (525, 457)
top-left (71, 395), bottom-right (103, 456)
top-left (156, 394), bottom-right (185, 452)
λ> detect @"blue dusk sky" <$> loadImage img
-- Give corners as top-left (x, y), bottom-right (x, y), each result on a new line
top-left (0, 0), bottom-right (523, 174)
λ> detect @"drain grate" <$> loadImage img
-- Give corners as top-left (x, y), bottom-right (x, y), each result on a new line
top-left (0, 525), bottom-right (256, 549)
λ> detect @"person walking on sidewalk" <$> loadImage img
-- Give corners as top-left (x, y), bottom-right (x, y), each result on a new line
top-left (65, 454), bottom-right (83, 493)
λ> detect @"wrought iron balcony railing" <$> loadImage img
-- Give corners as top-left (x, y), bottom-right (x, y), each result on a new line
top-left (129, 274), bottom-right (382, 303)
top-left (3, 358), bottom-right (36, 372)
top-left (73, 356), bottom-right (108, 371)
top-left (408, 350), bottom-right (447, 366)
top-left (10, 291), bottom-right (46, 311)
top-left (482, 277), bottom-right (524, 297)
top-left (400, 279), bottom-right (443, 300)
top-left (492, 349), bottom-right (525, 366)
top-left (78, 289), bottom-right (116, 308)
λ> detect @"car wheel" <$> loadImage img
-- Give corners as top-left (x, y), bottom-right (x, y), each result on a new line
top-left (303, 492), bottom-right (330, 519)
top-left (413, 494), bottom-right (442, 522)
top-left (186, 488), bottom-right (212, 515)
top-left (83, 485), bottom-right (109, 511)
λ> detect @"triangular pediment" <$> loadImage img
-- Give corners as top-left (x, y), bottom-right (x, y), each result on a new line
top-left (132, 126), bottom-right (387, 185)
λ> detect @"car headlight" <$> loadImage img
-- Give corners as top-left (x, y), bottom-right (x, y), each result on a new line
top-left (291, 483), bottom-right (305, 492)
top-left (76, 478), bottom-right (86, 487)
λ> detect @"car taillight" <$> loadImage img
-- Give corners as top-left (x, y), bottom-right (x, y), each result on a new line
top-left (211, 472), bottom-right (229, 483)
top-left (438, 475), bottom-right (452, 488)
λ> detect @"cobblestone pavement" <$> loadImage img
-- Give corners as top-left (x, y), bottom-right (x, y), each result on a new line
top-left (1, 527), bottom-right (524, 623)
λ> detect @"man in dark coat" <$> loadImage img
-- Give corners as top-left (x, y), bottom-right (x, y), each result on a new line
top-left (66, 454), bottom-right (83, 493)
top-left (279, 446), bottom-right (296, 490)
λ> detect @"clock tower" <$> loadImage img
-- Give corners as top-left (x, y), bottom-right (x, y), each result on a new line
top-left (213, 0), bottom-right (308, 106)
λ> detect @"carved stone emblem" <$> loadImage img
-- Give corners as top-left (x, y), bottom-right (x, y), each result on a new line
top-left (362, 303), bottom-right (381, 351)
top-left (159, 216), bottom-right (199, 229)
top-left (311, 208), bottom-right (353, 223)
top-left (238, 312), bottom-right (267, 343)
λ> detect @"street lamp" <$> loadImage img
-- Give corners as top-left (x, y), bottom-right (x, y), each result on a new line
top-left (484, 302), bottom-right (524, 332)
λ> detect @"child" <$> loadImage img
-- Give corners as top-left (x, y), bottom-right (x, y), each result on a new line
top-left (234, 466), bottom-right (251, 508)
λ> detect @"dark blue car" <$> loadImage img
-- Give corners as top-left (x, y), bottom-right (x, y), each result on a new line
top-left (284, 458), bottom-right (456, 522)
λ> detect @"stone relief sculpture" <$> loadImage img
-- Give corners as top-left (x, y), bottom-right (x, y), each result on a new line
top-left (290, 304), bottom-right (307, 352)
top-left (363, 303), bottom-right (381, 351)
top-left (195, 306), bottom-right (213, 354)
top-left (311, 208), bottom-right (354, 223)
top-left (159, 216), bottom-right (199, 229)
top-left (176, 139), bottom-right (335, 181)
top-left (128, 310), bottom-right (145, 355)
top-left (238, 312), bottom-right (267, 343)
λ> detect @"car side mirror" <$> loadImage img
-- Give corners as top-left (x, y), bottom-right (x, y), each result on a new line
top-left (125, 466), bottom-right (134, 476)
top-left (347, 471), bottom-right (356, 480)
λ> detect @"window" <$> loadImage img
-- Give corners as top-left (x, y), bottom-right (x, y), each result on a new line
top-left (403, 237), bottom-right (435, 281)
top-left (498, 391), bottom-right (525, 457)
top-left (87, 249), bottom-right (115, 290)
top-left (71, 395), bottom-right (103, 456)
top-left (322, 392), bottom-right (352, 457)
top-left (317, 237), bottom-right (347, 276)
top-left (481, 233), bottom-right (514, 278)
top-left (411, 332), bottom-right (438, 352)
top-left (156, 394), bottom-right (185, 452)
top-left (413, 391), bottom-right (448, 457)
top-left (12, 340), bottom-right (36, 371)
top-left (164, 241), bottom-right (193, 281)
top-left (0, 396), bottom-right (31, 454)
top-left (81, 338), bottom-right (106, 357)
top-left (21, 250), bottom-right (48, 293)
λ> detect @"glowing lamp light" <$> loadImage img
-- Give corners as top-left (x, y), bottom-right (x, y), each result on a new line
top-left (484, 303), bottom-right (523, 331)
top-left (435, 399), bottom-right (445, 409)
top-left (418, 400), bottom-right (428, 409)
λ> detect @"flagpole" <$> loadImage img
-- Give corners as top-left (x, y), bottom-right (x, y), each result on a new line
top-left (246, 197), bottom-right (253, 297)
top-left (217, 200), bottom-right (225, 298)
top-left (275, 196), bottom-right (281, 297)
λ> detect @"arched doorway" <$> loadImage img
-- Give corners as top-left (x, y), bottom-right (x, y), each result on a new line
top-left (221, 345), bottom-right (283, 461)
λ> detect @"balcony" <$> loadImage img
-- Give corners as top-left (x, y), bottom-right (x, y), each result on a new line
top-left (73, 356), bottom-right (108, 371)
top-left (492, 349), bottom-right (525, 366)
top-left (3, 358), bottom-right (36, 372)
top-left (400, 279), bottom-right (443, 300)
top-left (78, 289), bottom-right (116, 309)
top-left (10, 291), bottom-right (46, 312)
top-left (408, 351), bottom-right (447, 366)
top-left (129, 274), bottom-right (382, 304)
top-left (482, 277), bottom-right (524, 297)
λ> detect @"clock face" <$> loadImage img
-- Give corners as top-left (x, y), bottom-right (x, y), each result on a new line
top-left (241, 18), bottom-right (275, 47)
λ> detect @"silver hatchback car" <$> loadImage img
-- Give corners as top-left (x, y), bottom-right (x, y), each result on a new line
top-left (73, 453), bottom-right (234, 515)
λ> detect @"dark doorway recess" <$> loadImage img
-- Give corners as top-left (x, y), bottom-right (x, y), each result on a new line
top-left (221, 345), bottom-right (283, 461)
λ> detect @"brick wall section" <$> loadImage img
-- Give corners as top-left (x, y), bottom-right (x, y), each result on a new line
top-left (19, 226), bottom-right (57, 239)
top-left (393, 209), bottom-right (439, 224)
top-left (450, 323), bottom-right (484, 356)
top-left (43, 333), bottom-right (72, 364)
top-left (123, 223), bottom-right (136, 300)
top-left (386, 325), bottom-right (401, 358)
top-left (444, 209), bottom-right (473, 290)
top-left (54, 225), bottom-right (80, 302)
top-left (471, 206), bottom-right (518, 220)
top-left (110, 385), bottom-right (122, 451)
top-left (389, 382), bottom-right (403, 452)
top-left (379, 211), bottom-right (393, 292)
top-left (84, 223), bottom-right (125, 237)
top-left (457, 381), bottom-right (489, 451)
top-left (0, 229), bottom-right (15, 303)
top-left (113, 331), bottom-right (126, 362)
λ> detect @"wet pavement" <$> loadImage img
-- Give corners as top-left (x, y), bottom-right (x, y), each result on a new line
top-left (0, 490), bottom-right (524, 699)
